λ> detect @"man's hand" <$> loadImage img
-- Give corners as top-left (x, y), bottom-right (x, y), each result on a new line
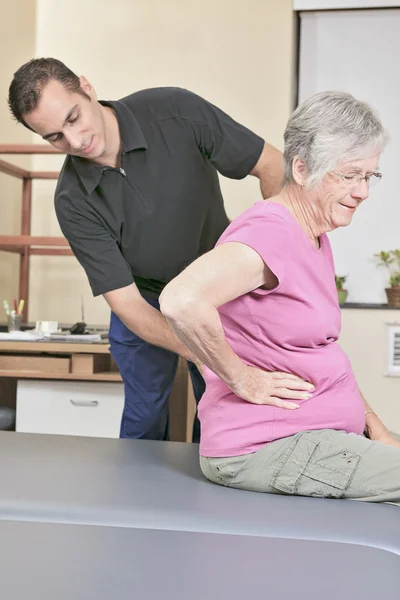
top-left (105, 283), bottom-right (195, 360)
top-left (230, 365), bottom-right (314, 410)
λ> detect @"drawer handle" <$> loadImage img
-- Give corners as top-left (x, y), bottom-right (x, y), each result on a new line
top-left (70, 399), bottom-right (99, 407)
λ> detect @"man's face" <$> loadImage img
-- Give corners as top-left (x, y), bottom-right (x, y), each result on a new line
top-left (24, 77), bottom-right (107, 160)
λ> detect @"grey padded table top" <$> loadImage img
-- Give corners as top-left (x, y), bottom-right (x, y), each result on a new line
top-left (0, 432), bottom-right (399, 556)
top-left (1, 520), bottom-right (399, 600)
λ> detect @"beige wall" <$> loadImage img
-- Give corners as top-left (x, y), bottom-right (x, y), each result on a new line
top-left (28, 0), bottom-right (296, 325)
top-left (340, 309), bottom-right (400, 434)
top-left (0, 0), bottom-right (35, 313)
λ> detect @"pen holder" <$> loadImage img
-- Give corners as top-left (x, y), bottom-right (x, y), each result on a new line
top-left (7, 313), bottom-right (22, 332)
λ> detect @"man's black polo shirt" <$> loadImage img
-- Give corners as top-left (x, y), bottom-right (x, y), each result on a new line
top-left (55, 87), bottom-right (264, 298)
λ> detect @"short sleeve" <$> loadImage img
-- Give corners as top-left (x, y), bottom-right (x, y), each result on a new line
top-left (217, 207), bottom-right (292, 292)
top-left (55, 193), bottom-right (134, 297)
top-left (174, 88), bottom-right (264, 179)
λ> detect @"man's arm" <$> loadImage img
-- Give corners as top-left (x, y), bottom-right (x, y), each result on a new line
top-left (361, 391), bottom-right (400, 448)
top-left (174, 89), bottom-right (282, 193)
top-left (55, 195), bottom-right (195, 361)
top-left (250, 142), bottom-right (283, 199)
top-left (104, 283), bottom-right (195, 361)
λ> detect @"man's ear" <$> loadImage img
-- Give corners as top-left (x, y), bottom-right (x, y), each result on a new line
top-left (292, 156), bottom-right (307, 186)
top-left (79, 75), bottom-right (97, 101)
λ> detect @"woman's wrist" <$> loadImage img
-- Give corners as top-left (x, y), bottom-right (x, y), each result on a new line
top-left (364, 411), bottom-right (389, 440)
top-left (222, 357), bottom-right (248, 391)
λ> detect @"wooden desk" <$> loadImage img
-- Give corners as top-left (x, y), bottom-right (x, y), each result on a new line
top-left (0, 340), bottom-right (193, 441)
top-left (0, 340), bottom-right (121, 381)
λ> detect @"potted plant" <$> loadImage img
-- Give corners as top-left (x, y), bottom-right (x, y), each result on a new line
top-left (374, 250), bottom-right (400, 307)
top-left (335, 275), bottom-right (348, 305)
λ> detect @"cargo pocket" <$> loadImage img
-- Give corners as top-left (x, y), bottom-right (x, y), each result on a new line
top-left (270, 434), bottom-right (360, 499)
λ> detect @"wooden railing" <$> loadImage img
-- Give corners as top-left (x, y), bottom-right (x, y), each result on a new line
top-left (0, 145), bottom-right (71, 320)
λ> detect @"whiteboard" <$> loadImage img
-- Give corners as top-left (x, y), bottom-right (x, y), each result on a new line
top-left (294, 1), bottom-right (400, 9)
top-left (298, 9), bottom-right (400, 303)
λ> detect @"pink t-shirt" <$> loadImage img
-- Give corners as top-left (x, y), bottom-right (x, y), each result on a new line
top-left (198, 201), bottom-right (365, 457)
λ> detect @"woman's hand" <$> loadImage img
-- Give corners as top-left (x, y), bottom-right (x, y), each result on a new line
top-left (230, 365), bottom-right (314, 410)
top-left (363, 403), bottom-right (400, 448)
top-left (369, 431), bottom-right (400, 449)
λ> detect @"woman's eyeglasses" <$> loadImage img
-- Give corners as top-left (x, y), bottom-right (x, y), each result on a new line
top-left (333, 170), bottom-right (382, 187)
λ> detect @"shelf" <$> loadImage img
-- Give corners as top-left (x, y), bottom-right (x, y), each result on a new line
top-left (0, 370), bottom-right (122, 382)
top-left (0, 340), bottom-right (121, 381)
top-left (341, 303), bottom-right (400, 310)
top-left (0, 341), bottom-right (111, 354)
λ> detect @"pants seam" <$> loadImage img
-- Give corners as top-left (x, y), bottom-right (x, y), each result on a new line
top-left (346, 480), bottom-right (397, 496)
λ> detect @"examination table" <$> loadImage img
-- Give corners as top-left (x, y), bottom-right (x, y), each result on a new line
top-left (0, 432), bottom-right (398, 599)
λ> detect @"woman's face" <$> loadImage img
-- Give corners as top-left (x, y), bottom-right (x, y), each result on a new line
top-left (313, 153), bottom-right (381, 230)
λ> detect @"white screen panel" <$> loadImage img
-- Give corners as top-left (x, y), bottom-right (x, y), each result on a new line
top-left (299, 9), bottom-right (400, 303)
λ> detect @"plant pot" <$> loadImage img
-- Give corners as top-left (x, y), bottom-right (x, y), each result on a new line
top-left (385, 287), bottom-right (400, 308)
top-left (337, 289), bottom-right (348, 305)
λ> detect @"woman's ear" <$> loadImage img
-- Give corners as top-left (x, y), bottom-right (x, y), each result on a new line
top-left (292, 156), bottom-right (307, 186)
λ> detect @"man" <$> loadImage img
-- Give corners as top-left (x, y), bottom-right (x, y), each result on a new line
top-left (8, 57), bottom-right (283, 442)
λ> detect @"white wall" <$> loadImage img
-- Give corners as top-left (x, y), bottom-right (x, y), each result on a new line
top-left (299, 8), bottom-right (400, 303)
top-left (29, 0), bottom-right (296, 325)
top-left (340, 309), bottom-right (400, 433)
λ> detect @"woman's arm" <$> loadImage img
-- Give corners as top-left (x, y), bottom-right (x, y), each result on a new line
top-left (361, 391), bottom-right (400, 448)
top-left (160, 242), bottom-right (314, 409)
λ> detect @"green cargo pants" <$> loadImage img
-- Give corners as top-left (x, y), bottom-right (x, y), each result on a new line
top-left (200, 429), bottom-right (400, 504)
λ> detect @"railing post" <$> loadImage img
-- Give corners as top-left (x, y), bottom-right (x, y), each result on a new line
top-left (19, 177), bottom-right (32, 322)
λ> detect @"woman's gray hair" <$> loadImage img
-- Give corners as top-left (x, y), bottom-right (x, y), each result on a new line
top-left (283, 91), bottom-right (389, 188)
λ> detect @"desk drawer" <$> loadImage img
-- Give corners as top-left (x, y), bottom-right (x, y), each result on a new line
top-left (16, 380), bottom-right (124, 438)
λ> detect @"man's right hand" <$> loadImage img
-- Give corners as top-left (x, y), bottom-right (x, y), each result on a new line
top-left (230, 365), bottom-right (314, 409)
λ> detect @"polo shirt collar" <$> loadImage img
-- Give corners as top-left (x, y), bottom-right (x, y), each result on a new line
top-left (72, 99), bottom-right (148, 194)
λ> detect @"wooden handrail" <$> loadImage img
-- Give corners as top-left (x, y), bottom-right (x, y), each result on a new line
top-left (0, 144), bottom-right (62, 154)
top-left (30, 248), bottom-right (73, 256)
top-left (0, 235), bottom-right (70, 247)
top-left (0, 159), bottom-right (30, 179)
top-left (30, 171), bottom-right (60, 179)
top-left (0, 144), bottom-right (68, 321)
top-left (0, 162), bottom-right (60, 180)
top-left (0, 246), bottom-right (23, 253)
top-left (0, 145), bottom-right (62, 179)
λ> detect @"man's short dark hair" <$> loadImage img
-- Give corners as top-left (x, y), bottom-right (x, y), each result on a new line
top-left (8, 57), bottom-right (88, 128)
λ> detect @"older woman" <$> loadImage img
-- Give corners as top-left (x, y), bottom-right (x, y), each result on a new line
top-left (160, 91), bottom-right (400, 503)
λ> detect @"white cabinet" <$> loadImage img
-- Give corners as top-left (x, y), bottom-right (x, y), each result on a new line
top-left (16, 380), bottom-right (124, 438)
